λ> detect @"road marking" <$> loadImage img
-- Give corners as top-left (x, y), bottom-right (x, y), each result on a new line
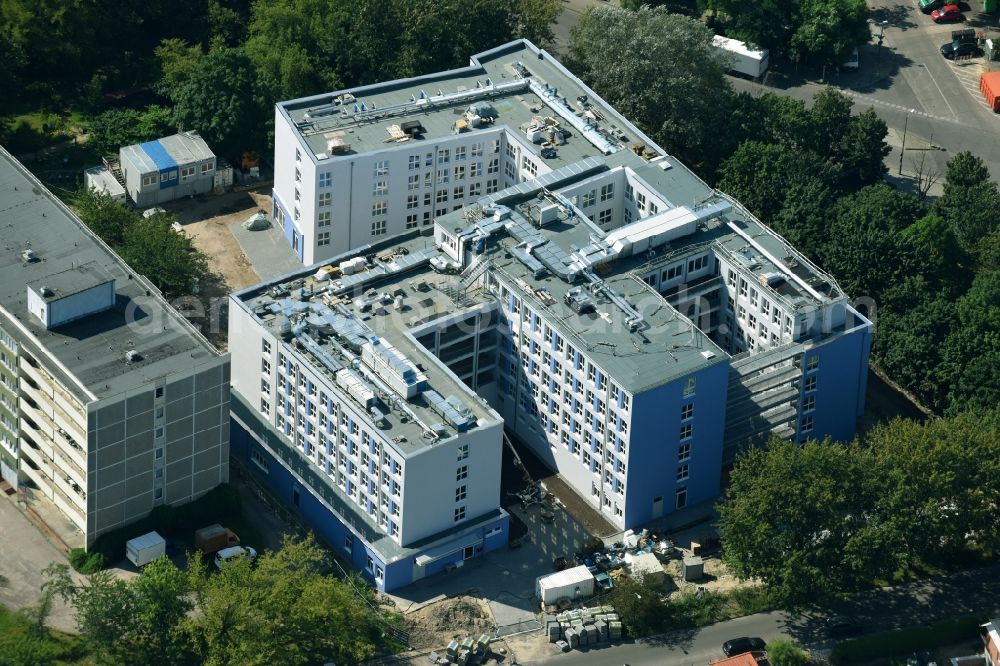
top-left (917, 64), bottom-right (959, 120)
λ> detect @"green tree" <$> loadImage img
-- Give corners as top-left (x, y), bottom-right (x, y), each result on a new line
top-left (902, 213), bottom-right (967, 283)
top-left (790, 0), bottom-right (869, 64)
top-left (172, 46), bottom-right (262, 158)
top-left (154, 38), bottom-right (203, 97)
top-left (703, 0), bottom-right (798, 54)
top-left (940, 271), bottom-right (1000, 414)
top-left (86, 106), bottom-right (176, 157)
top-left (568, 5), bottom-right (731, 171)
top-left (121, 215), bottom-right (209, 298)
top-left (872, 277), bottom-right (955, 412)
top-left (185, 536), bottom-right (384, 666)
top-left (935, 151), bottom-right (1000, 252)
top-left (717, 141), bottom-right (837, 252)
top-left (72, 189), bottom-right (138, 247)
top-left (836, 107), bottom-right (890, 190)
top-left (718, 438), bottom-right (894, 604)
top-left (45, 558), bottom-right (192, 665)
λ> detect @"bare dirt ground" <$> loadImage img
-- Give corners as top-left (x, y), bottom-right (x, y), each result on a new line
top-left (402, 596), bottom-right (496, 651)
top-left (159, 188), bottom-right (272, 349)
top-left (663, 552), bottom-right (759, 598)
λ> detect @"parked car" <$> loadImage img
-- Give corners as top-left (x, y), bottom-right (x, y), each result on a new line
top-left (722, 637), bottom-right (767, 656)
top-left (919, 0), bottom-right (947, 13)
top-left (842, 47), bottom-right (860, 70)
top-left (931, 5), bottom-right (964, 23)
top-left (941, 40), bottom-right (979, 59)
top-left (826, 615), bottom-right (863, 638)
top-left (213, 545), bottom-right (257, 570)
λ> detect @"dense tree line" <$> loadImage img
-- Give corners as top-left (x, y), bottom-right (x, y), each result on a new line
top-left (43, 536), bottom-right (388, 666)
top-left (1, 0), bottom-right (559, 159)
top-left (719, 406), bottom-right (1000, 605)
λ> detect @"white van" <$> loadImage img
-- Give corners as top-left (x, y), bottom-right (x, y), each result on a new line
top-left (213, 545), bottom-right (257, 570)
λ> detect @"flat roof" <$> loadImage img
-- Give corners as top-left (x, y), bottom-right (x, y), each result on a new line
top-left (0, 147), bottom-right (222, 403)
top-left (280, 40), bottom-right (655, 167)
top-left (27, 261), bottom-right (114, 302)
top-left (120, 131), bottom-right (214, 173)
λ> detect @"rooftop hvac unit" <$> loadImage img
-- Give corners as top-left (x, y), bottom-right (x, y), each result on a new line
top-left (125, 350), bottom-right (142, 363)
top-left (21, 248), bottom-right (37, 263)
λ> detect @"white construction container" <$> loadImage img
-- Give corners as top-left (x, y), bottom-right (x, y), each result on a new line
top-left (626, 552), bottom-right (664, 586)
top-left (536, 565), bottom-right (595, 605)
top-left (125, 531), bottom-right (166, 567)
top-left (712, 35), bottom-right (769, 78)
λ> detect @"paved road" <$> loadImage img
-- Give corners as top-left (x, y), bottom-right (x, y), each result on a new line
top-left (528, 563), bottom-right (1000, 665)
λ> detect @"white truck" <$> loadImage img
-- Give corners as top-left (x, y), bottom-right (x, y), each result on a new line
top-left (712, 35), bottom-right (769, 78)
top-left (125, 531), bottom-right (167, 567)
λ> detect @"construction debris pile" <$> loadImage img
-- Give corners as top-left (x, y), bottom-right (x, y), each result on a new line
top-left (545, 605), bottom-right (623, 652)
top-left (428, 634), bottom-right (492, 665)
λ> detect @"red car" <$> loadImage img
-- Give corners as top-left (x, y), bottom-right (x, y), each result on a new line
top-left (931, 5), bottom-right (964, 22)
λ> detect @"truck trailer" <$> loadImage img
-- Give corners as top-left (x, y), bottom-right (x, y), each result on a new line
top-left (125, 531), bottom-right (166, 567)
top-left (712, 35), bottom-right (769, 78)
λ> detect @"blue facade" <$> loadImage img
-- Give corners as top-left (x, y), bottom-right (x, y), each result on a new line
top-left (271, 191), bottom-right (303, 262)
top-left (799, 318), bottom-right (872, 444)
top-left (230, 415), bottom-right (508, 592)
top-left (624, 360), bottom-right (729, 527)
top-left (139, 140), bottom-right (179, 190)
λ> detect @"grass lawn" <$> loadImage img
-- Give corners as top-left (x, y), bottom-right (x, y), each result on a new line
top-left (0, 604), bottom-right (93, 665)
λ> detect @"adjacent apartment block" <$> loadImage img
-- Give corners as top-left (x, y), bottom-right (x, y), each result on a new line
top-left (0, 145), bottom-right (230, 548)
top-left (243, 40), bottom-right (871, 589)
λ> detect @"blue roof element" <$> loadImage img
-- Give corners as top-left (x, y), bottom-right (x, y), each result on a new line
top-left (139, 140), bottom-right (177, 171)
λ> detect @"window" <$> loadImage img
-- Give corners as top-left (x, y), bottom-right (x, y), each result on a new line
top-left (453, 185), bottom-right (464, 199)
top-left (373, 180), bottom-right (388, 195)
top-left (318, 211), bottom-right (331, 227)
top-left (456, 485), bottom-right (467, 502)
top-left (407, 174), bottom-right (419, 190)
top-left (439, 149), bottom-right (450, 164)
top-left (806, 355), bottom-right (820, 371)
top-left (676, 464), bottom-right (689, 482)
top-left (803, 395), bottom-right (816, 412)
top-left (406, 213), bottom-right (419, 229)
top-left (251, 448), bottom-right (270, 472)
top-left (805, 376), bottom-right (817, 392)
top-left (371, 220), bottom-right (386, 236)
top-left (454, 506), bottom-right (466, 522)
top-left (375, 566), bottom-right (383, 581)
top-left (523, 159), bottom-right (537, 177)
top-left (436, 168), bottom-right (450, 184)
top-left (181, 166), bottom-right (195, 179)
top-left (458, 444), bottom-right (469, 460)
top-left (678, 442), bottom-right (691, 461)
top-left (155, 447), bottom-right (163, 460)
top-left (727, 269), bottom-right (737, 287)
top-left (470, 162), bottom-right (481, 178)
top-left (372, 200), bottom-right (387, 216)
top-left (317, 232), bottom-right (330, 246)
top-left (455, 146), bottom-right (466, 161)
top-left (749, 288), bottom-right (759, 307)
top-left (487, 158), bottom-right (499, 174)
top-left (155, 488), bottom-right (163, 500)
top-left (597, 208), bottom-right (613, 226)
top-left (201, 162), bottom-right (213, 174)
top-left (582, 190), bottom-right (596, 208)
top-left (649, 202), bottom-right (659, 215)
top-left (486, 179), bottom-right (499, 194)
top-left (681, 403), bottom-right (694, 420)
top-left (683, 377), bottom-right (696, 397)
top-left (259, 398), bottom-right (270, 415)
top-left (600, 183), bottom-right (614, 201)
top-left (801, 415), bottom-right (814, 433)
top-left (262, 339), bottom-right (272, 355)
top-left (456, 465), bottom-right (468, 481)
top-left (454, 165), bottom-right (465, 180)
top-left (406, 194), bottom-right (419, 209)
top-left (739, 278), bottom-right (748, 297)
top-left (408, 154), bottom-right (420, 170)
top-left (688, 256), bottom-right (707, 272)
top-left (155, 387), bottom-right (164, 399)
top-left (676, 487), bottom-right (688, 509)
top-left (761, 299), bottom-right (771, 317)
top-left (469, 182), bottom-right (481, 196)
top-left (373, 160), bottom-right (388, 176)
top-left (680, 423), bottom-right (693, 440)
top-left (142, 174), bottom-right (157, 187)
top-left (319, 172), bottom-right (332, 187)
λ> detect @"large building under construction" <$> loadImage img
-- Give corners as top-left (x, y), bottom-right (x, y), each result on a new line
top-left (231, 39), bottom-right (872, 591)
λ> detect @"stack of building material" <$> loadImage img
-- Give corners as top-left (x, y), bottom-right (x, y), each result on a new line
top-left (543, 605), bottom-right (623, 651)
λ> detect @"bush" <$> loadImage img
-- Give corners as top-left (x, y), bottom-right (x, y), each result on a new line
top-left (68, 548), bottom-right (105, 574)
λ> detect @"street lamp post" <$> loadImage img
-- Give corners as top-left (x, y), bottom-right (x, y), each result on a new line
top-left (899, 108), bottom-right (915, 175)
top-left (878, 21), bottom-right (888, 71)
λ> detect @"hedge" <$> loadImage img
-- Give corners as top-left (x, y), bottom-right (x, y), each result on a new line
top-left (830, 613), bottom-right (988, 665)
top-left (87, 483), bottom-right (241, 567)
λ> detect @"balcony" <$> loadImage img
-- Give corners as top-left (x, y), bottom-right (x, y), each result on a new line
top-left (19, 396), bottom-right (54, 441)
top-left (20, 438), bottom-right (53, 480)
